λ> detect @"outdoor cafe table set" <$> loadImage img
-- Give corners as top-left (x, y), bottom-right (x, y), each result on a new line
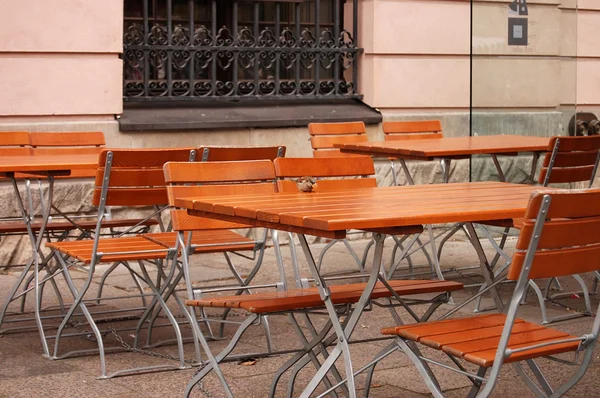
top-left (2, 135), bottom-right (600, 397)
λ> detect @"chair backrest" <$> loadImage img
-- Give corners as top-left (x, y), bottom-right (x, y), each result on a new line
top-left (30, 132), bottom-right (107, 178)
top-left (30, 132), bottom-right (106, 155)
top-left (539, 135), bottom-right (600, 187)
top-left (273, 157), bottom-right (377, 192)
top-left (0, 132), bottom-right (31, 156)
top-left (308, 122), bottom-right (368, 158)
top-left (382, 120), bottom-right (443, 141)
top-left (163, 160), bottom-right (278, 231)
top-left (92, 148), bottom-right (195, 208)
top-left (508, 189), bottom-right (600, 281)
top-left (197, 146), bottom-right (286, 161)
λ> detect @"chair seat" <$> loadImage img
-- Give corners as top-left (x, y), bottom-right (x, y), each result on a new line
top-left (141, 230), bottom-right (256, 253)
top-left (381, 313), bottom-right (580, 367)
top-left (46, 236), bottom-right (169, 264)
top-left (0, 218), bottom-right (158, 235)
top-left (186, 279), bottom-right (463, 314)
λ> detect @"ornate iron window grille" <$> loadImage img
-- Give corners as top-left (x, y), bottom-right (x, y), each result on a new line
top-left (123, 0), bottom-right (361, 102)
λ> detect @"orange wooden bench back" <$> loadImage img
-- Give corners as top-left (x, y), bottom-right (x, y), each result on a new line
top-left (164, 160), bottom-right (278, 231)
top-left (539, 135), bottom-right (600, 185)
top-left (30, 132), bottom-right (106, 155)
top-left (92, 148), bottom-right (194, 207)
top-left (273, 157), bottom-right (377, 192)
top-left (0, 132), bottom-right (31, 156)
top-left (30, 132), bottom-right (107, 178)
top-left (382, 120), bottom-right (443, 141)
top-left (308, 122), bottom-right (368, 158)
top-left (508, 189), bottom-right (600, 281)
top-left (197, 146), bottom-right (286, 161)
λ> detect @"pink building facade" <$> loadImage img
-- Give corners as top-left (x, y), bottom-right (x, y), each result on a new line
top-left (0, 0), bottom-right (598, 158)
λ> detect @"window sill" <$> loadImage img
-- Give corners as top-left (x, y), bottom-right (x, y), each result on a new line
top-left (118, 99), bottom-right (381, 131)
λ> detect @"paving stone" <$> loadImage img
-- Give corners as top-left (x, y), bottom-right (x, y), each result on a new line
top-left (2, 238), bottom-right (600, 397)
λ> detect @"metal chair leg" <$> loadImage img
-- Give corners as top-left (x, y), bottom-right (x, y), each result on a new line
top-left (395, 338), bottom-right (443, 398)
top-left (51, 254), bottom-right (108, 378)
top-left (183, 314), bottom-right (257, 398)
top-left (269, 317), bottom-right (336, 398)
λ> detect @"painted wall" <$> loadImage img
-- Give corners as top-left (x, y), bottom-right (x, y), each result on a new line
top-left (353, 0), bottom-right (600, 117)
top-left (0, 0), bottom-right (123, 117)
top-left (0, 0), bottom-right (598, 127)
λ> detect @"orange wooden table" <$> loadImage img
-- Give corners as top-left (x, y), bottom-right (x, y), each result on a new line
top-left (0, 153), bottom-right (99, 357)
top-left (336, 135), bottom-right (550, 183)
top-left (176, 181), bottom-right (547, 397)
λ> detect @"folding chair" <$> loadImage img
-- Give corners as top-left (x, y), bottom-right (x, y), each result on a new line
top-left (382, 120), bottom-right (446, 185)
top-left (140, 146), bottom-right (286, 346)
top-left (306, 122), bottom-right (381, 272)
top-left (176, 160), bottom-right (462, 397)
top-left (477, 135), bottom-right (600, 323)
top-left (160, 160), bottom-right (284, 366)
top-left (273, 156), bottom-right (421, 279)
top-left (43, 148), bottom-right (194, 378)
top-left (0, 133), bottom-right (158, 335)
top-left (382, 188), bottom-right (600, 398)
top-left (308, 121), bottom-right (369, 158)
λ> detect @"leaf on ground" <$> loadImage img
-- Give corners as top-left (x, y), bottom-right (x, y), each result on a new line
top-left (239, 358), bottom-right (257, 366)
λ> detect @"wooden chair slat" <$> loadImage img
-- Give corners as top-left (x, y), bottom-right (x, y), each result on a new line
top-left (312, 150), bottom-right (366, 158)
top-left (419, 322), bottom-right (546, 350)
top-left (92, 187), bottom-right (169, 207)
top-left (163, 160), bottom-right (275, 184)
top-left (516, 216), bottom-right (600, 250)
top-left (170, 209), bottom-right (251, 231)
top-left (539, 165), bottom-right (596, 184)
top-left (142, 230), bottom-right (254, 250)
top-left (310, 135), bottom-right (368, 149)
top-left (550, 135), bottom-right (600, 152)
top-left (442, 328), bottom-right (569, 358)
top-left (524, 189), bottom-right (600, 219)
top-left (197, 146), bottom-right (285, 161)
top-left (463, 337), bottom-right (580, 367)
top-left (94, 168), bottom-right (167, 187)
top-left (383, 314), bottom-right (509, 340)
top-left (308, 121), bottom-right (366, 136)
top-left (509, 244), bottom-right (600, 280)
top-left (382, 120), bottom-right (442, 134)
top-left (167, 184), bottom-right (276, 205)
top-left (32, 147), bottom-right (104, 156)
top-left (277, 178), bottom-right (377, 193)
top-left (29, 132), bottom-right (106, 147)
top-left (0, 148), bottom-right (32, 156)
top-left (97, 148), bottom-right (194, 168)
top-left (0, 132), bottom-right (30, 146)
top-left (384, 133), bottom-right (444, 141)
top-left (274, 157), bottom-right (375, 178)
top-left (541, 150), bottom-right (599, 167)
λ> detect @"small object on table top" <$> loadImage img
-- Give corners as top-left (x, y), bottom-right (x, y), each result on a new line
top-left (295, 176), bottom-right (318, 192)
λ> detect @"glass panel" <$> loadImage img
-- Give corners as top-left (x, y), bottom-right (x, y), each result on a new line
top-left (470, 0), bottom-right (578, 183)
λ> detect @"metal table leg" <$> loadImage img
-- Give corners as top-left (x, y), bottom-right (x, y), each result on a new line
top-left (297, 232), bottom-right (387, 398)
top-left (7, 175), bottom-right (57, 356)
